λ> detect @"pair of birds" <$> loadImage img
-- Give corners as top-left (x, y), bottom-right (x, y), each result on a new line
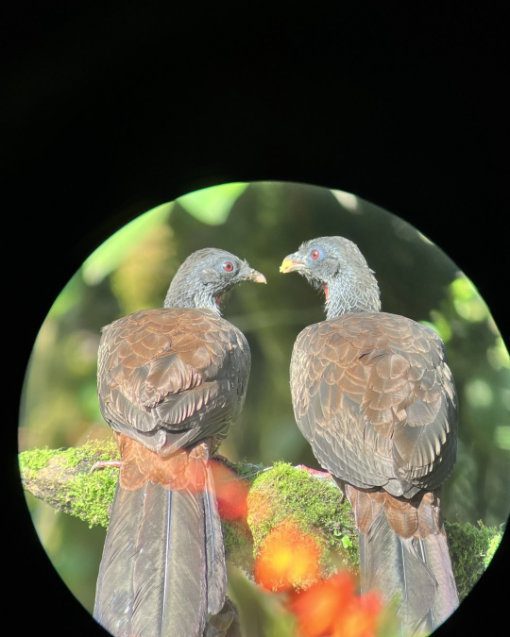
top-left (94, 236), bottom-right (459, 637)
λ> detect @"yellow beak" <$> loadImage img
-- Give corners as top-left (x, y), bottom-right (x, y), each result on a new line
top-left (279, 255), bottom-right (305, 274)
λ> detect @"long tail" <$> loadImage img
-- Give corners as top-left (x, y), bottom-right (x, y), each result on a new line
top-left (346, 485), bottom-right (459, 636)
top-left (94, 465), bottom-right (226, 637)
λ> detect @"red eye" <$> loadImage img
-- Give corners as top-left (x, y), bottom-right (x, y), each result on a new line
top-left (223, 261), bottom-right (234, 272)
top-left (310, 249), bottom-right (321, 261)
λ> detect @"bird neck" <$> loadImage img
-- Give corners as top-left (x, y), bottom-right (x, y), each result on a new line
top-left (164, 282), bottom-right (221, 315)
top-left (325, 270), bottom-right (381, 319)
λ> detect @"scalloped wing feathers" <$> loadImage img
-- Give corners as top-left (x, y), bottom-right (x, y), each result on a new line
top-left (98, 307), bottom-right (250, 456)
top-left (290, 312), bottom-right (457, 498)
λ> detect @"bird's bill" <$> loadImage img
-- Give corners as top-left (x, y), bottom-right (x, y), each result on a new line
top-left (244, 268), bottom-right (267, 284)
top-left (279, 254), bottom-right (305, 274)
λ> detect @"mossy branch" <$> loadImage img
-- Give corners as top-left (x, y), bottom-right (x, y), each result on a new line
top-left (19, 440), bottom-right (120, 528)
top-left (19, 442), bottom-right (503, 601)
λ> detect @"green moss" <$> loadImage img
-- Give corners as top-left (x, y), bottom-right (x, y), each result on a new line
top-left (53, 440), bottom-right (119, 527)
top-left (19, 447), bottom-right (60, 478)
top-left (484, 531), bottom-right (503, 568)
top-left (20, 440), bottom-right (119, 476)
top-left (20, 439), bottom-right (120, 528)
top-left (247, 462), bottom-right (357, 572)
top-left (445, 520), bottom-right (503, 601)
top-left (67, 468), bottom-right (118, 528)
top-left (61, 439), bottom-right (120, 468)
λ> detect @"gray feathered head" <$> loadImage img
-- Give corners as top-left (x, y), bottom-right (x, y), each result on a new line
top-left (165, 248), bottom-right (266, 314)
top-left (280, 236), bottom-right (381, 318)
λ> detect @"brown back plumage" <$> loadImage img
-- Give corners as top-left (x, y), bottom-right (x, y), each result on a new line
top-left (290, 312), bottom-right (457, 499)
top-left (98, 307), bottom-right (250, 459)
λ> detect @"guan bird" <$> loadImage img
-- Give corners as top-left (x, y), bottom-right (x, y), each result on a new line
top-left (280, 236), bottom-right (459, 635)
top-left (94, 248), bottom-right (266, 637)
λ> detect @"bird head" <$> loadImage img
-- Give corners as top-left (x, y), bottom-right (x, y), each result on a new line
top-left (165, 248), bottom-right (266, 314)
top-left (280, 236), bottom-right (381, 318)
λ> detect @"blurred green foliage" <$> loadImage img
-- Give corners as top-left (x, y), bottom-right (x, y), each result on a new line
top-left (227, 566), bottom-right (297, 637)
top-left (19, 182), bottom-right (509, 615)
top-left (446, 521), bottom-right (504, 601)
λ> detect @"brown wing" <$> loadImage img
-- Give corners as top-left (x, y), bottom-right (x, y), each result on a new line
top-left (290, 312), bottom-right (457, 497)
top-left (98, 307), bottom-right (250, 456)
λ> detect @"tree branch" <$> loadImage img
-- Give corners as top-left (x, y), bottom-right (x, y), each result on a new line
top-left (19, 441), bottom-right (502, 601)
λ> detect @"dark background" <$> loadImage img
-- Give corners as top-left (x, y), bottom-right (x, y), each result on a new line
top-left (4, 4), bottom-right (508, 637)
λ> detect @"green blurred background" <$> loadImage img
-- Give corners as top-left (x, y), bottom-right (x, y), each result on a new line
top-left (19, 181), bottom-right (509, 612)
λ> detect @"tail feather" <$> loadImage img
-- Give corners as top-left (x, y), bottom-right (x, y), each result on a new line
top-left (94, 467), bottom-right (226, 637)
top-left (157, 488), bottom-right (208, 637)
top-left (204, 468), bottom-right (227, 615)
top-left (420, 532), bottom-right (459, 628)
top-left (94, 484), bottom-right (145, 637)
top-left (353, 488), bottom-right (459, 636)
top-left (359, 514), bottom-right (437, 635)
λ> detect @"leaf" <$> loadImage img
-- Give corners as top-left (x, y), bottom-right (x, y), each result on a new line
top-left (227, 566), bottom-right (296, 637)
top-left (82, 203), bottom-right (172, 284)
top-left (177, 183), bottom-right (249, 225)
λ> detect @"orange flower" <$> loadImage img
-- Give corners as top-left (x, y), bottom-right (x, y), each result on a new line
top-left (255, 520), bottom-right (322, 592)
top-left (333, 591), bottom-right (382, 637)
top-left (358, 591), bottom-right (383, 619)
top-left (289, 573), bottom-right (383, 637)
top-left (209, 460), bottom-right (249, 520)
top-left (289, 572), bottom-right (356, 637)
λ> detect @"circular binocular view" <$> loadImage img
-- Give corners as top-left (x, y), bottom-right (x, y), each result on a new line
top-left (19, 181), bottom-right (509, 637)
